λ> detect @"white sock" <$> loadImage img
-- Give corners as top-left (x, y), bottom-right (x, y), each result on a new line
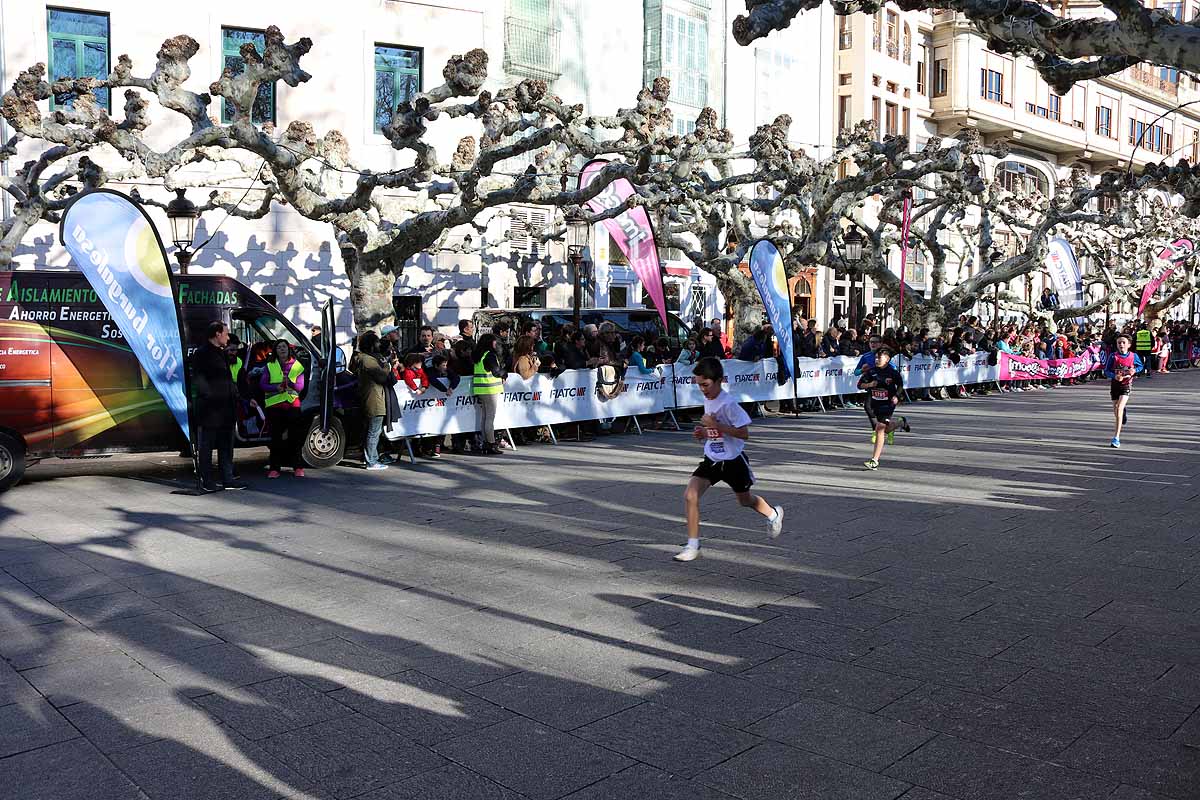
top-left (686, 538), bottom-right (699, 549)
top-left (767, 509), bottom-right (779, 522)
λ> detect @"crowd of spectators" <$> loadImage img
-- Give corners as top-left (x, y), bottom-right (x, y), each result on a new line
top-left (344, 310), bottom-right (1200, 464)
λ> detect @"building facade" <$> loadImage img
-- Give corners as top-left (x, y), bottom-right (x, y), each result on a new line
top-left (0, 0), bottom-right (835, 348)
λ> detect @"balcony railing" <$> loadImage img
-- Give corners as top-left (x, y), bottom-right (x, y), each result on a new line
top-left (1126, 66), bottom-right (1179, 99)
top-left (504, 16), bottom-right (561, 81)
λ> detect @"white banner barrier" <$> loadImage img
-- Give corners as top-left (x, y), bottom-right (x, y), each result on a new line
top-left (384, 354), bottom-right (1002, 439)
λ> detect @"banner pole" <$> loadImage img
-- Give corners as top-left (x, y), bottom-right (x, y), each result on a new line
top-left (171, 273), bottom-right (204, 495)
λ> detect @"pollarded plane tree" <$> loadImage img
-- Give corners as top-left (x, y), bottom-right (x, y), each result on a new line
top-left (0, 27), bottom-right (688, 330)
top-left (733, 0), bottom-right (1200, 94)
top-left (611, 115), bottom-right (993, 335)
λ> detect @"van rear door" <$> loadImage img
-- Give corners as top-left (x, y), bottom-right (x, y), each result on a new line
top-left (0, 276), bottom-right (53, 454)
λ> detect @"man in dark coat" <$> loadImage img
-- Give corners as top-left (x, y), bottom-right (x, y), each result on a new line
top-left (190, 321), bottom-right (244, 492)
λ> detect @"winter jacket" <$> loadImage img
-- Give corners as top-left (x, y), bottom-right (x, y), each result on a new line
top-left (351, 351), bottom-right (392, 418)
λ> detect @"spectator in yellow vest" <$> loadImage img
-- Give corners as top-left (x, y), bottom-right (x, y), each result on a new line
top-left (259, 340), bottom-right (306, 478)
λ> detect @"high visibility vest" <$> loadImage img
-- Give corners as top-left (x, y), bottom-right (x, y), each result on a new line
top-left (1135, 329), bottom-right (1153, 350)
top-left (472, 353), bottom-right (503, 396)
top-left (230, 357), bottom-right (243, 383)
top-left (265, 359), bottom-right (304, 407)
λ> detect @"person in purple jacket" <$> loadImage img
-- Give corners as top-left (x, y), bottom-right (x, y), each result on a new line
top-left (260, 340), bottom-right (307, 478)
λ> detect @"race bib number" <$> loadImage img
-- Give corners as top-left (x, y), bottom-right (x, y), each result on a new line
top-left (872, 389), bottom-right (890, 401)
top-left (705, 426), bottom-right (722, 439)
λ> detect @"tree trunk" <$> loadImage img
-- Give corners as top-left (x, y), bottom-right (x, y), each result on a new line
top-left (345, 249), bottom-right (399, 333)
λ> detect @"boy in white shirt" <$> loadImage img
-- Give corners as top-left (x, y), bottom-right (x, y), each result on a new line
top-left (675, 357), bottom-right (784, 562)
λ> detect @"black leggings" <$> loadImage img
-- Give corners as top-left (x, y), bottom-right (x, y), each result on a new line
top-left (267, 405), bottom-right (302, 470)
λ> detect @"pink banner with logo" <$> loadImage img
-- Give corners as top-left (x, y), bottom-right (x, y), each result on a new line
top-left (998, 345), bottom-right (1104, 381)
top-left (578, 159), bottom-right (668, 329)
top-left (1138, 238), bottom-right (1194, 317)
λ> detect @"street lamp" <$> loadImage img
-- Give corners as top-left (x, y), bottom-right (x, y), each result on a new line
top-left (565, 209), bottom-right (590, 329)
top-left (987, 250), bottom-right (1004, 332)
top-left (842, 226), bottom-right (865, 327)
top-left (166, 188), bottom-right (200, 274)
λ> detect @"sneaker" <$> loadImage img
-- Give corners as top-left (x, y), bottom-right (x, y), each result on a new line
top-left (266, 470), bottom-right (281, 479)
top-left (221, 481), bottom-right (248, 491)
top-left (901, 416), bottom-right (911, 433)
top-left (293, 468), bottom-right (306, 478)
top-left (1110, 437), bottom-right (1121, 448)
top-left (871, 431), bottom-right (878, 444)
top-left (768, 505), bottom-right (785, 539)
top-left (863, 459), bottom-right (879, 470)
top-left (886, 430), bottom-right (895, 446)
top-left (201, 482), bottom-right (224, 493)
top-left (431, 446), bottom-right (442, 458)
top-left (366, 463), bottom-right (389, 471)
top-left (673, 544), bottom-right (700, 562)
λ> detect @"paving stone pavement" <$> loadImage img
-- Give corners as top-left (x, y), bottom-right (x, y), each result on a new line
top-left (1, 371), bottom-right (1199, 800)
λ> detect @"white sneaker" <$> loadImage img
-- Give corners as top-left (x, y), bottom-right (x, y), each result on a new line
top-left (366, 463), bottom-right (389, 471)
top-left (673, 544), bottom-right (700, 562)
top-left (768, 505), bottom-right (785, 539)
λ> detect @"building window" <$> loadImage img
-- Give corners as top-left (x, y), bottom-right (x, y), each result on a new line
top-left (902, 107), bottom-right (910, 138)
top-left (374, 45), bottom-right (421, 133)
top-left (1161, 66), bottom-right (1180, 84)
top-left (755, 48), bottom-right (798, 126)
top-left (980, 68), bottom-right (1003, 103)
top-left (916, 52), bottom-right (927, 95)
top-left (902, 24), bottom-right (912, 64)
top-left (608, 233), bottom-right (628, 266)
top-left (1047, 92), bottom-right (1061, 122)
top-left (505, 0), bottom-right (561, 80)
top-left (838, 14), bottom-right (852, 50)
top-left (933, 50), bottom-right (949, 97)
top-left (1129, 111), bottom-right (1172, 155)
top-left (221, 28), bottom-right (275, 123)
top-left (644, 282), bottom-right (681, 311)
top-left (872, 74), bottom-right (882, 87)
top-left (886, 81), bottom-right (898, 94)
top-left (651, 5), bottom-right (709, 109)
top-left (1189, 128), bottom-right (1200, 162)
top-left (885, 101), bottom-right (898, 136)
top-left (872, 97), bottom-right (882, 139)
top-left (47, 8), bottom-right (110, 110)
top-left (997, 161), bottom-right (1050, 196)
top-left (508, 207), bottom-right (551, 257)
top-left (1096, 104), bottom-right (1114, 138)
top-left (838, 94), bottom-right (852, 132)
top-left (886, 11), bottom-right (899, 59)
top-left (872, 10), bottom-right (882, 51)
top-left (838, 73), bottom-right (852, 86)
top-left (610, 285), bottom-right (629, 307)
top-left (513, 287), bottom-right (547, 308)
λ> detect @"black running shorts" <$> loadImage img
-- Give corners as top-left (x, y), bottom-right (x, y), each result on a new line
top-left (870, 402), bottom-right (896, 423)
top-left (1110, 380), bottom-right (1132, 401)
top-left (692, 454), bottom-right (755, 493)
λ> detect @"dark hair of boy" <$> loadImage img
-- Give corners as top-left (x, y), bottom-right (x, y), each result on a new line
top-left (694, 356), bottom-right (724, 382)
top-left (403, 353), bottom-right (423, 368)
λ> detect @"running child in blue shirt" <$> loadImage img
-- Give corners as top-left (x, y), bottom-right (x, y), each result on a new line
top-left (1102, 333), bottom-right (1144, 448)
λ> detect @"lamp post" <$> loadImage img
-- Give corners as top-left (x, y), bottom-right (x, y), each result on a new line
top-left (988, 250), bottom-right (1004, 332)
top-left (165, 188), bottom-right (199, 274)
top-left (565, 209), bottom-right (590, 329)
top-left (842, 226), bottom-right (864, 327)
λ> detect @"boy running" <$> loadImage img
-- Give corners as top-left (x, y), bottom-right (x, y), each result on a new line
top-left (1102, 333), bottom-right (1144, 448)
top-left (858, 347), bottom-right (910, 470)
top-left (854, 334), bottom-right (884, 441)
top-left (675, 357), bottom-right (784, 562)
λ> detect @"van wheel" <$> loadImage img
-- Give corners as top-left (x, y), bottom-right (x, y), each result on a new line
top-left (301, 416), bottom-right (345, 469)
top-left (0, 432), bottom-right (26, 493)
